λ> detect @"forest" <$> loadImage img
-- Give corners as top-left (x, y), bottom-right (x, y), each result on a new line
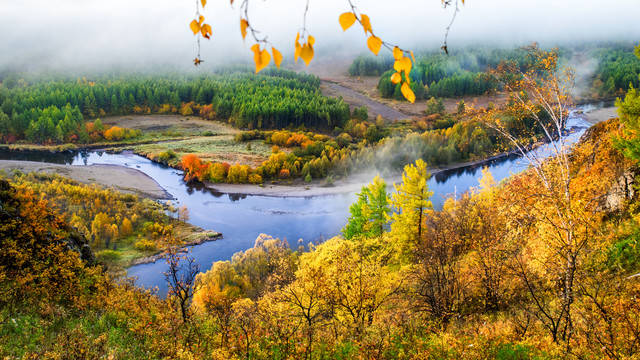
top-left (0, 68), bottom-right (350, 145)
top-left (350, 43), bottom-right (640, 102)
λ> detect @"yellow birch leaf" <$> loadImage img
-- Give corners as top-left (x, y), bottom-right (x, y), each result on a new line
top-left (300, 43), bottom-right (314, 66)
top-left (401, 82), bottom-right (416, 103)
top-left (394, 57), bottom-right (412, 74)
top-left (360, 14), bottom-right (372, 34)
top-left (201, 24), bottom-right (212, 39)
top-left (308, 35), bottom-right (315, 47)
top-left (201, 0), bottom-right (207, 7)
top-left (391, 72), bottom-right (402, 84)
top-left (190, 20), bottom-right (200, 35)
top-left (251, 44), bottom-right (270, 74)
top-left (393, 46), bottom-right (403, 60)
top-left (339, 12), bottom-right (356, 31)
top-left (272, 47), bottom-right (283, 69)
top-left (367, 35), bottom-right (382, 56)
top-left (294, 33), bottom-right (302, 63)
top-left (260, 49), bottom-right (271, 72)
top-left (410, 51), bottom-right (416, 62)
top-left (199, 15), bottom-right (205, 25)
top-left (240, 19), bottom-right (249, 40)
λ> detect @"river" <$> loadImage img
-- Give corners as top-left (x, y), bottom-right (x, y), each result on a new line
top-left (0, 113), bottom-right (595, 295)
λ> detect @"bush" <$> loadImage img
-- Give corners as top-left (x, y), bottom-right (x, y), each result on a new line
top-left (134, 239), bottom-right (157, 252)
top-left (157, 150), bottom-right (177, 163)
top-left (97, 250), bottom-right (121, 262)
top-left (248, 173), bottom-right (262, 184)
top-left (278, 169), bottom-right (291, 179)
top-left (325, 175), bottom-right (334, 186)
top-left (227, 164), bottom-right (249, 183)
top-left (425, 97), bottom-right (445, 115)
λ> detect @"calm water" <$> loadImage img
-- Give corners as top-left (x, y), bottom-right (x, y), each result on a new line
top-left (0, 114), bottom-right (593, 294)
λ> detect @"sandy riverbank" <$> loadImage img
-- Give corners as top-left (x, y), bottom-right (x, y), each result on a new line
top-left (583, 106), bottom-right (618, 124)
top-left (204, 173), bottom-right (391, 198)
top-left (203, 154), bottom-right (508, 198)
top-left (0, 160), bottom-right (170, 199)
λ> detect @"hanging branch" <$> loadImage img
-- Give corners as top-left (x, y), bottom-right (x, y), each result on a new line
top-left (189, 0), bottom-right (212, 66)
top-left (441, 0), bottom-right (463, 55)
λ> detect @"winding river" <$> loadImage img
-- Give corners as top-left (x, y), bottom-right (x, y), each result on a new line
top-left (0, 113), bottom-right (594, 295)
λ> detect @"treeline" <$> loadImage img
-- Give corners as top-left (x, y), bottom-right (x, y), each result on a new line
top-left (374, 46), bottom-right (573, 100)
top-left (590, 44), bottom-right (640, 98)
top-left (376, 47), bottom-right (539, 100)
top-left (348, 54), bottom-right (393, 76)
top-left (0, 68), bottom-right (350, 143)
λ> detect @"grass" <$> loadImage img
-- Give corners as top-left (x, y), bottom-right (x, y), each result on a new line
top-left (135, 135), bottom-right (271, 167)
top-left (3, 114), bottom-right (275, 168)
top-left (103, 115), bottom-right (272, 167)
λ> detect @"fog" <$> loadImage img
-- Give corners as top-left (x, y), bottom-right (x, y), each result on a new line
top-left (0, 0), bottom-right (639, 72)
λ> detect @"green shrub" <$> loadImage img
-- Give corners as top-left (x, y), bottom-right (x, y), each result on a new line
top-left (157, 150), bottom-right (177, 163)
top-left (97, 250), bottom-right (121, 262)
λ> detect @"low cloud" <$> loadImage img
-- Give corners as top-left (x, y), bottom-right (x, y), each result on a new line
top-left (0, 0), bottom-right (639, 72)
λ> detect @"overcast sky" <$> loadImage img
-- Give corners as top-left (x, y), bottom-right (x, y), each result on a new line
top-left (0, 0), bottom-right (639, 72)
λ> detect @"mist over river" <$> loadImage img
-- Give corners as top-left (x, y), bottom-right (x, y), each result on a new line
top-left (0, 112), bottom-right (596, 295)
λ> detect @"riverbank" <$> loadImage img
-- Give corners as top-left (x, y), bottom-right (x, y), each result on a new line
top-left (202, 155), bottom-right (506, 197)
top-left (582, 106), bottom-right (618, 124)
top-left (0, 160), bottom-right (171, 200)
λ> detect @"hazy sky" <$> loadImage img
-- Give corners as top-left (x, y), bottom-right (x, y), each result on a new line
top-left (0, 0), bottom-right (639, 71)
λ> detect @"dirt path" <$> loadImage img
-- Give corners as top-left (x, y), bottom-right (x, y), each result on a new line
top-left (321, 81), bottom-right (410, 121)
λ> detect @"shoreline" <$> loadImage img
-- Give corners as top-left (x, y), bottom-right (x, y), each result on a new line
top-left (200, 149), bottom-right (529, 198)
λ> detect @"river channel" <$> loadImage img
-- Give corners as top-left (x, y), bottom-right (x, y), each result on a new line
top-left (0, 114), bottom-right (594, 294)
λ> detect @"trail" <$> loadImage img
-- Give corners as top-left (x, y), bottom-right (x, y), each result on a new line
top-left (321, 80), bottom-right (410, 121)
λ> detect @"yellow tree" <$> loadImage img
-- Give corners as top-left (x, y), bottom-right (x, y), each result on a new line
top-left (390, 159), bottom-right (433, 257)
top-left (482, 44), bottom-right (617, 345)
top-left (278, 252), bottom-right (330, 360)
top-left (323, 238), bottom-right (402, 337)
top-left (193, 260), bottom-right (243, 348)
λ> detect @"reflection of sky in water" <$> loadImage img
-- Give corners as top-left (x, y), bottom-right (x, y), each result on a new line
top-left (0, 114), bottom-right (592, 295)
